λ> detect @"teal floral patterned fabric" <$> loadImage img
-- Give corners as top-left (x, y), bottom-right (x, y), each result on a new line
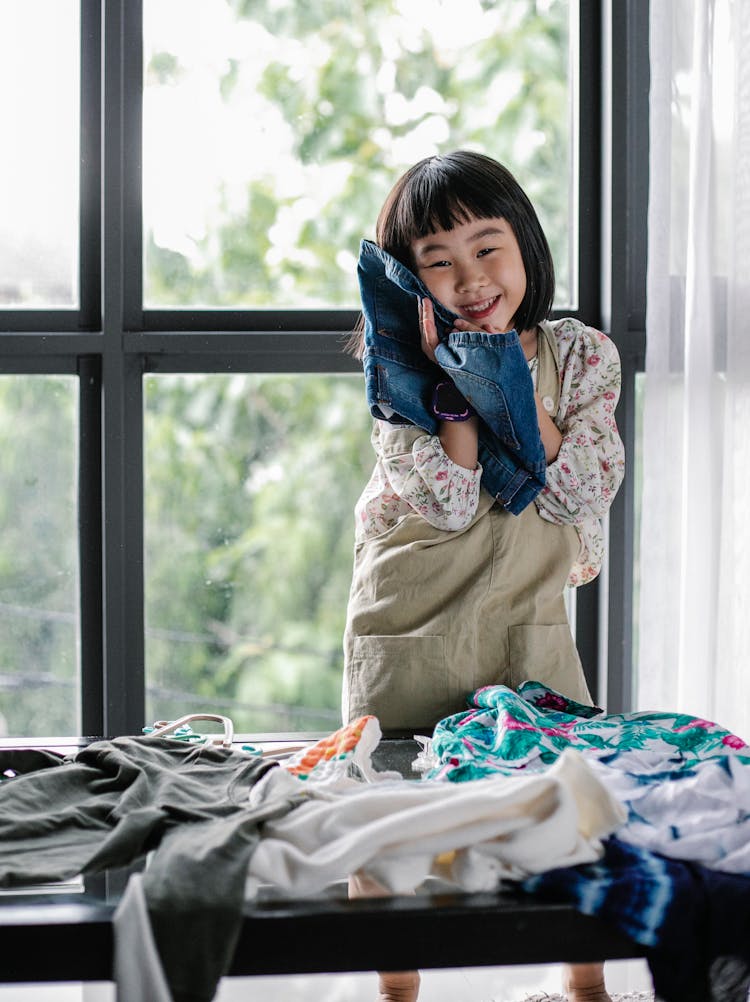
top-left (426, 681), bottom-right (749, 783)
top-left (423, 682), bottom-right (750, 874)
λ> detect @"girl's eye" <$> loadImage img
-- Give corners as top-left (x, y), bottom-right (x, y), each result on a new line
top-left (427, 259), bottom-right (451, 268)
top-left (477, 247), bottom-right (495, 258)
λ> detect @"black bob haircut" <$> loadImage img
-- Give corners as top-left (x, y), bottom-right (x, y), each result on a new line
top-left (345, 150), bottom-right (556, 358)
top-left (376, 150), bottom-right (555, 334)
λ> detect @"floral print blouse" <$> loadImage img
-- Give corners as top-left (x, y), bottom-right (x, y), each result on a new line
top-left (354, 318), bottom-right (625, 587)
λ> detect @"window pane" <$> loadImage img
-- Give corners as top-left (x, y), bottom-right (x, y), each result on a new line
top-left (144, 373), bottom-right (373, 731)
top-left (0, 2), bottom-right (80, 307)
top-left (0, 377), bottom-right (80, 736)
top-left (143, 0), bottom-right (573, 309)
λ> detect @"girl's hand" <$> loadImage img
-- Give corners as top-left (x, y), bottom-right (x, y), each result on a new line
top-left (452, 316), bottom-right (500, 334)
top-left (420, 305), bottom-right (499, 356)
top-left (419, 297), bottom-right (440, 363)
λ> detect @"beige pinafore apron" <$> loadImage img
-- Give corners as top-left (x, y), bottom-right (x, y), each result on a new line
top-left (342, 324), bottom-right (592, 731)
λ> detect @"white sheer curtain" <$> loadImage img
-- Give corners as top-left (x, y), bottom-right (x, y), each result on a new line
top-left (638, 0), bottom-right (750, 741)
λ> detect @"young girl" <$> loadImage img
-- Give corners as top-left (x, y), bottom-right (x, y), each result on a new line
top-left (343, 150), bottom-right (625, 1002)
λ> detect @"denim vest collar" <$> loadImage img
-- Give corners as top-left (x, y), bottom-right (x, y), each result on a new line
top-left (359, 238), bottom-right (459, 334)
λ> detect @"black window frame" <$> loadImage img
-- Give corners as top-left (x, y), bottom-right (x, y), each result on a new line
top-left (0, 0), bottom-right (648, 736)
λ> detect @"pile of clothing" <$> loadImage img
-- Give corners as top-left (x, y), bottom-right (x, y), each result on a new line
top-left (420, 682), bottom-right (750, 1002)
top-left (1, 685), bottom-right (748, 1002)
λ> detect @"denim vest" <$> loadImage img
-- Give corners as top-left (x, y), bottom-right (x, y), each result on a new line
top-left (357, 239), bottom-right (546, 514)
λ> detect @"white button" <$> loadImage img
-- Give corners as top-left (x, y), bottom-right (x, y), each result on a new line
top-left (542, 395), bottom-right (555, 413)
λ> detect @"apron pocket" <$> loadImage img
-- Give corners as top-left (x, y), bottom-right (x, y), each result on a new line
top-left (508, 623), bottom-right (591, 704)
top-left (348, 634), bottom-right (447, 730)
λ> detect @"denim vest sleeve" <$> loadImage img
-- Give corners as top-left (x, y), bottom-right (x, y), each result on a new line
top-left (356, 238), bottom-right (545, 514)
top-left (435, 330), bottom-right (546, 480)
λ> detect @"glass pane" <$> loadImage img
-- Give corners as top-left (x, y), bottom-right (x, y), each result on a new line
top-left (0, 377), bottom-right (80, 736)
top-left (143, 0), bottom-right (573, 309)
top-left (144, 373), bottom-right (373, 731)
top-left (0, 2), bottom-right (80, 307)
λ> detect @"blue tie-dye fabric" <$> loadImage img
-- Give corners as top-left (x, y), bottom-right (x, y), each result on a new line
top-left (522, 836), bottom-right (750, 1002)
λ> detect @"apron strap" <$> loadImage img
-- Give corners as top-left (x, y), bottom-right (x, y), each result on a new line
top-left (535, 321), bottom-right (561, 417)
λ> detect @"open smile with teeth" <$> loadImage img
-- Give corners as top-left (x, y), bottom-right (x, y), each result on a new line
top-left (462, 295), bottom-right (500, 319)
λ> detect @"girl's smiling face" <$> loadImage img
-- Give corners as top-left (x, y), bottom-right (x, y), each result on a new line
top-left (411, 216), bottom-right (527, 333)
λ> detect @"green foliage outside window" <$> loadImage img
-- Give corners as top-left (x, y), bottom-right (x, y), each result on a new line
top-left (145, 0), bottom-right (571, 307)
top-left (144, 373), bottom-right (374, 731)
top-left (0, 377), bottom-right (78, 736)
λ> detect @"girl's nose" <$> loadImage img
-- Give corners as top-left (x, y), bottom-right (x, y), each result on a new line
top-left (455, 266), bottom-right (487, 293)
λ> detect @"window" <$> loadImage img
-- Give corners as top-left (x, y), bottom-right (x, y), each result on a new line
top-left (0, 1), bottom-right (80, 307)
top-left (0, 376), bottom-right (79, 735)
top-left (143, 372), bottom-right (372, 731)
top-left (0, 0), bottom-right (644, 738)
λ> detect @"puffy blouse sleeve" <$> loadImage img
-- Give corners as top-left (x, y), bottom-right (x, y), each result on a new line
top-left (535, 325), bottom-right (625, 525)
top-left (371, 421), bottom-right (482, 531)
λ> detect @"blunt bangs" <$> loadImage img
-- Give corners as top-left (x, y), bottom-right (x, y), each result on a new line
top-left (377, 155), bottom-right (518, 263)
